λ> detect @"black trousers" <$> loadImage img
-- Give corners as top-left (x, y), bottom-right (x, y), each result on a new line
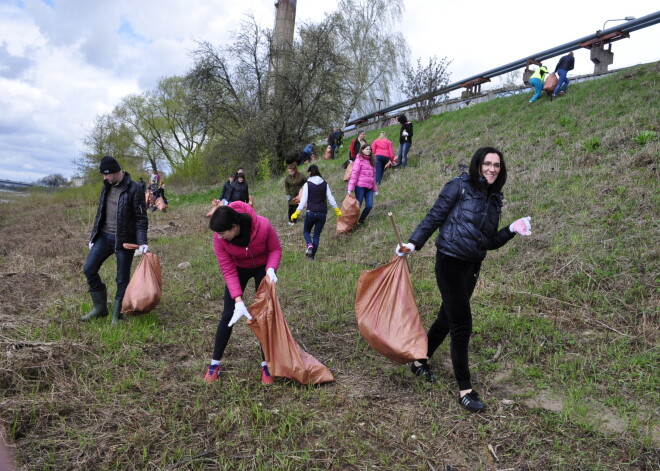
top-left (212, 265), bottom-right (266, 361)
top-left (427, 252), bottom-right (481, 391)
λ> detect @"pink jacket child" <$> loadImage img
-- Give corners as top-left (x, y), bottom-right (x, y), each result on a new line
top-left (347, 153), bottom-right (378, 193)
top-left (213, 201), bottom-right (282, 300)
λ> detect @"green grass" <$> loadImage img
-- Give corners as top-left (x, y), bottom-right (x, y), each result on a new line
top-left (0, 62), bottom-right (658, 470)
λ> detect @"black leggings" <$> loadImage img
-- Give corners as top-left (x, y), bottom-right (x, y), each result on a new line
top-left (427, 252), bottom-right (481, 391)
top-left (212, 265), bottom-right (266, 361)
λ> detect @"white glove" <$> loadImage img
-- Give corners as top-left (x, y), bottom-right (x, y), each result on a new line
top-left (266, 267), bottom-right (278, 284)
top-left (510, 217), bottom-right (532, 236)
top-left (221, 199), bottom-right (228, 205)
top-left (228, 301), bottom-right (252, 327)
top-left (402, 130), bottom-right (409, 137)
top-left (395, 242), bottom-right (415, 257)
top-left (286, 195), bottom-right (291, 201)
top-left (136, 244), bottom-right (149, 255)
top-left (374, 192), bottom-right (379, 196)
top-left (347, 190), bottom-right (353, 195)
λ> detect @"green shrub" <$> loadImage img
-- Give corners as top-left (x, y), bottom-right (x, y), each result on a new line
top-left (634, 130), bottom-right (657, 145)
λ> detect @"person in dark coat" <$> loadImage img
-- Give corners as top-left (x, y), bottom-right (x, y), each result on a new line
top-left (81, 156), bottom-right (149, 324)
top-left (397, 115), bottom-right (413, 168)
top-left (395, 147), bottom-right (532, 413)
top-left (219, 175), bottom-right (234, 204)
top-left (227, 174), bottom-right (249, 203)
top-left (284, 162), bottom-right (306, 225)
top-left (553, 51), bottom-right (575, 97)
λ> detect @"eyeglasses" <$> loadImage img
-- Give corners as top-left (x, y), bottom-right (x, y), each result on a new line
top-left (482, 161), bottom-right (501, 169)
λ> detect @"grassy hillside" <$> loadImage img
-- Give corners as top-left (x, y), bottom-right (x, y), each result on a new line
top-left (0, 62), bottom-right (658, 470)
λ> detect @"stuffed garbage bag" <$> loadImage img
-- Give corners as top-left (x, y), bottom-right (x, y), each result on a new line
top-left (355, 255), bottom-right (428, 364)
top-left (336, 193), bottom-right (360, 234)
top-left (247, 278), bottom-right (334, 385)
top-left (121, 252), bottom-right (162, 314)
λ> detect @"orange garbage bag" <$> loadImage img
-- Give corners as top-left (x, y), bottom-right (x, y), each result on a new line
top-left (343, 160), bottom-right (354, 181)
top-left (121, 252), bottom-right (162, 314)
top-left (145, 191), bottom-right (154, 208)
top-left (155, 196), bottom-right (168, 212)
top-left (247, 278), bottom-right (334, 385)
top-left (324, 146), bottom-right (332, 160)
top-left (205, 199), bottom-right (223, 218)
top-left (544, 73), bottom-right (558, 95)
top-left (354, 256), bottom-right (428, 364)
top-left (291, 187), bottom-right (303, 206)
top-left (336, 193), bottom-right (360, 234)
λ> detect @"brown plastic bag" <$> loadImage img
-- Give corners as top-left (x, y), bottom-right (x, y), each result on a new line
top-left (324, 146), bottom-right (332, 160)
top-left (247, 278), bottom-right (334, 385)
top-left (544, 73), bottom-right (558, 95)
top-left (145, 191), bottom-right (154, 208)
top-left (205, 199), bottom-right (222, 218)
top-left (121, 251), bottom-right (162, 314)
top-left (343, 161), bottom-right (354, 181)
top-left (336, 193), bottom-right (360, 234)
top-left (354, 256), bottom-right (428, 364)
top-left (291, 187), bottom-right (303, 206)
top-left (155, 196), bottom-right (168, 212)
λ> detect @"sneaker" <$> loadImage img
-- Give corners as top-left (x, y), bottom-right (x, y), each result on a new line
top-left (559, 91), bottom-right (565, 96)
top-left (288, 221), bottom-right (294, 226)
top-left (305, 244), bottom-right (313, 256)
top-left (204, 364), bottom-right (220, 383)
top-left (410, 361), bottom-right (436, 382)
top-left (261, 364), bottom-right (274, 384)
top-left (459, 390), bottom-right (486, 413)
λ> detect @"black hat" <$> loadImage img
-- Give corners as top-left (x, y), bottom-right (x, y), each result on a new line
top-left (99, 156), bottom-right (121, 174)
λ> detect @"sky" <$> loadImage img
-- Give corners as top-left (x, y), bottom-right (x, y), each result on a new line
top-left (1, 0), bottom-right (658, 183)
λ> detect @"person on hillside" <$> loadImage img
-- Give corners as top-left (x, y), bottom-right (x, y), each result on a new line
top-left (81, 156), bottom-right (148, 324)
top-left (372, 131), bottom-right (396, 184)
top-left (552, 51), bottom-right (575, 97)
top-left (328, 127), bottom-right (342, 159)
top-left (290, 164), bottom-right (342, 260)
top-left (284, 162), bottom-right (307, 225)
top-left (300, 143), bottom-right (316, 165)
top-left (344, 131), bottom-right (368, 169)
top-left (397, 115), bottom-right (414, 168)
top-left (395, 147), bottom-right (532, 413)
top-left (150, 181), bottom-right (168, 211)
top-left (219, 175), bottom-right (234, 205)
top-left (227, 173), bottom-right (249, 204)
top-left (347, 144), bottom-right (378, 226)
top-left (528, 65), bottom-right (550, 103)
top-left (138, 177), bottom-right (146, 194)
top-left (205, 203), bottom-right (282, 384)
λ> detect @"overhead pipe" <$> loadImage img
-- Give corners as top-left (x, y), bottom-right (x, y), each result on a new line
top-left (347, 10), bottom-right (660, 126)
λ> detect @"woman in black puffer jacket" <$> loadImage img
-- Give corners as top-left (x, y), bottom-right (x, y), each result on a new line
top-left (396, 147), bottom-right (532, 413)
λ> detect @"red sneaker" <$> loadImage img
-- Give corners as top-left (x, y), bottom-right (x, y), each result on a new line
top-left (261, 364), bottom-right (274, 384)
top-left (204, 364), bottom-right (220, 383)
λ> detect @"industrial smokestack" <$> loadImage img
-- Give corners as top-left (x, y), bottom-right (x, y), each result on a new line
top-left (273, 0), bottom-right (297, 51)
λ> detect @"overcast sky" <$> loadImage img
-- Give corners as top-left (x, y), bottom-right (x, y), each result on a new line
top-left (1, 0), bottom-right (658, 182)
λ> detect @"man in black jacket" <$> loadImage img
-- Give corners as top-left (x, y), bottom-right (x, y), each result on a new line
top-left (553, 51), bottom-right (575, 97)
top-left (81, 156), bottom-right (149, 324)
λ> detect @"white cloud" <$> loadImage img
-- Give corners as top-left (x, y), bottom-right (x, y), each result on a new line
top-left (0, 0), bottom-right (658, 182)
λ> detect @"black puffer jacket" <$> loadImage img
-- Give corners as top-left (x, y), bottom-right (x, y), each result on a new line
top-left (227, 180), bottom-right (249, 203)
top-left (409, 173), bottom-right (514, 262)
top-left (90, 172), bottom-right (148, 250)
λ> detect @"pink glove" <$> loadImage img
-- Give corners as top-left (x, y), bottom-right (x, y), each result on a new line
top-left (510, 217), bottom-right (532, 236)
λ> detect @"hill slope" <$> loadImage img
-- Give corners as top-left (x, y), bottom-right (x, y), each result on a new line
top-left (0, 62), bottom-right (658, 470)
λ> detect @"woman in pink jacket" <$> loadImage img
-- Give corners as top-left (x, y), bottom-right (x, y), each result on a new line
top-left (205, 201), bottom-right (282, 384)
top-left (347, 144), bottom-right (378, 225)
top-left (372, 131), bottom-right (396, 184)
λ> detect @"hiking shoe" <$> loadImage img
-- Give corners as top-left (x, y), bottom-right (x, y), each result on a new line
top-left (261, 364), bottom-right (274, 384)
top-left (410, 361), bottom-right (437, 382)
top-left (459, 390), bottom-right (486, 413)
top-left (305, 244), bottom-right (314, 256)
top-left (204, 364), bottom-right (220, 383)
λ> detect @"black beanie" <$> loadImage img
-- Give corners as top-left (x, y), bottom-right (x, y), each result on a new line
top-left (99, 156), bottom-right (121, 174)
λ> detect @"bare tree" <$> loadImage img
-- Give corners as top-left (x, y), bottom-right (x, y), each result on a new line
top-left (402, 56), bottom-right (453, 121)
top-left (334, 0), bottom-right (409, 123)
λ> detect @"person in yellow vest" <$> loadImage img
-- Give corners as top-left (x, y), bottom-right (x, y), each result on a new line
top-left (529, 65), bottom-right (549, 103)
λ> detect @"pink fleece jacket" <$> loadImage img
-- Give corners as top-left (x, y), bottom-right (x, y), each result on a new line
top-left (372, 137), bottom-right (395, 161)
top-left (347, 155), bottom-right (378, 193)
top-left (213, 201), bottom-right (282, 299)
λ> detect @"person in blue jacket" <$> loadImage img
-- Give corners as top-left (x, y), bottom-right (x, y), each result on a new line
top-left (396, 147), bottom-right (532, 413)
top-left (553, 51), bottom-right (575, 97)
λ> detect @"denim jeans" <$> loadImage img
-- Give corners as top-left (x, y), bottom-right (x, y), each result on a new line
top-left (397, 141), bottom-right (411, 168)
top-left (83, 232), bottom-right (135, 301)
top-left (553, 69), bottom-right (569, 95)
top-left (375, 155), bottom-right (390, 184)
top-left (213, 265), bottom-right (266, 361)
top-left (529, 77), bottom-right (543, 102)
top-left (427, 252), bottom-right (482, 391)
top-left (303, 211), bottom-right (327, 257)
top-left (354, 186), bottom-right (374, 223)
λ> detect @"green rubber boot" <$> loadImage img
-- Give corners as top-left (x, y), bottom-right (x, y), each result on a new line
top-left (80, 288), bottom-right (109, 322)
top-left (110, 299), bottom-right (124, 325)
